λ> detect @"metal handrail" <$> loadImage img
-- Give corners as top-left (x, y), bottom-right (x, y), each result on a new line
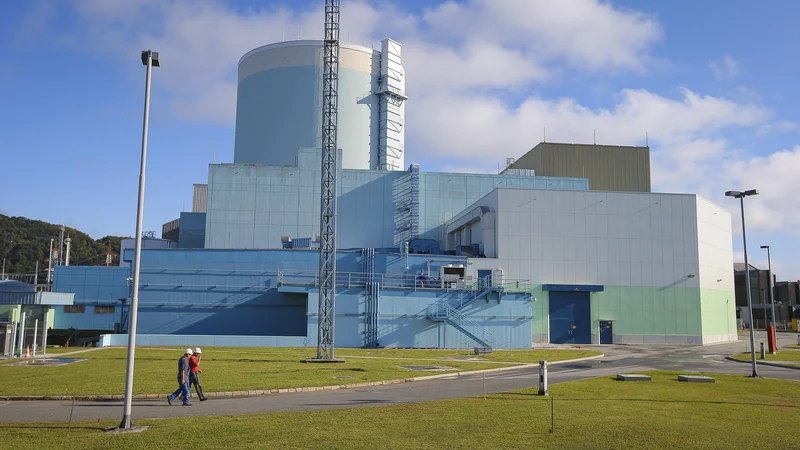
top-left (276, 269), bottom-right (531, 292)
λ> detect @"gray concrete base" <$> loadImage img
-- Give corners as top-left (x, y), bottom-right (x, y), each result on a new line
top-left (616, 374), bottom-right (652, 381)
top-left (678, 375), bottom-right (715, 383)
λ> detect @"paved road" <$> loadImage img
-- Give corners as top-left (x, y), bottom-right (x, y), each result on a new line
top-left (1, 331), bottom-right (797, 423)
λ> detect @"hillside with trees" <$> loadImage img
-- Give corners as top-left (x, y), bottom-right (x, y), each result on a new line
top-left (0, 214), bottom-right (128, 275)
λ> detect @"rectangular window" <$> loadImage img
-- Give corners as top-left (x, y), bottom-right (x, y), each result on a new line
top-left (64, 305), bottom-right (86, 314)
top-left (94, 306), bottom-right (115, 314)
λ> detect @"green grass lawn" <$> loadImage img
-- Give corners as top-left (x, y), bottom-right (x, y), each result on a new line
top-left (1, 371), bottom-right (798, 449)
top-left (0, 347), bottom-right (600, 397)
top-left (787, 344), bottom-right (800, 349)
top-left (43, 346), bottom-right (102, 355)
top-left (732, 349), bottom-right (800, 367)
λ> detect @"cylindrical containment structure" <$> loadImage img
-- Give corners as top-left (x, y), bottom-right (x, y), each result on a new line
top-left (538, 360), bottom-right (549, 396)
top-left (235, 40), bottom-right (406, 171)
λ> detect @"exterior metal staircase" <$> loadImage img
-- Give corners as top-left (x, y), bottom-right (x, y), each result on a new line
top-left (427, 302), bottom-right (493, 349)
top-left (426, 275), bottom-right (499, 349)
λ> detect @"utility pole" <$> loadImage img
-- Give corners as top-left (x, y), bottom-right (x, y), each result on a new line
top-left (58, 225), bottom-right (65, 266)
top-left (64, 237), bottom-right (72, 266)
top-left (308, 0), bottom-right (342, 363)
top-left (726, 189), bottom-right (759, 377)
top-left (115, 49), bottom-right (159, 433)
top-left (47, 238), bottom-right (54, 285)
top-left (761, 245), bottom-right (777, 353)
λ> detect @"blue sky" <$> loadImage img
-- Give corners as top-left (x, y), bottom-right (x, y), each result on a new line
top-left (1, 0), bottom-right (799, 279)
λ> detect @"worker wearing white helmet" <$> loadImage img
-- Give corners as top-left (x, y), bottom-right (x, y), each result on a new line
top-left (167, 348), bottom-right (193, 406)
top-left (188, 347), bottom-right (207, 401)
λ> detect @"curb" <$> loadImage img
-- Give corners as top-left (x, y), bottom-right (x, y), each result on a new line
top-left (0, 353), bottom-right (604, 402)
top-left (725, 356), bottom-right (800, 371)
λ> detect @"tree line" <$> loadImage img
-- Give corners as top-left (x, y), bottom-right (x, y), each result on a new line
top-left (0, 214), bottom-right (128, 275)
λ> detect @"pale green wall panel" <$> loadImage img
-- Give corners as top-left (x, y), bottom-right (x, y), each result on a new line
top-left (699, 288), bottom-right (737, 336)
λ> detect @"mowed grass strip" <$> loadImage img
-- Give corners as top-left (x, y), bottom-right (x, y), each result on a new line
top-left (336, 347), bottom-right (600, 364)
top-left (732, 349), bottom-right (800, 366)
top-left (0, 347), bottom-right (597, 397)
top-left (2, 372), bottom-right (799, 449)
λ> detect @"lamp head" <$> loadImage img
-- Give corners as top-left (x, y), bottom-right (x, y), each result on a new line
top-left (141, 50), bottom-right (160, 67)
top-left (760, 245), bottom-right (769, 249)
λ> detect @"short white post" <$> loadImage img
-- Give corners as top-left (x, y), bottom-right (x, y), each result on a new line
top-left (9, 321), bottom-right (17, 358)
top-left (33, 319), bottom-right (39, 356)
top-left (42, 313), bottom-right (49, 355)
top-left (18, 312), bottom-right (27, 357)
top-left (538, 360), bottom-right (548, 396)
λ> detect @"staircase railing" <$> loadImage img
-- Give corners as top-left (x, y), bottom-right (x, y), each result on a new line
top-left (427, 303), bottom-right (493, 348)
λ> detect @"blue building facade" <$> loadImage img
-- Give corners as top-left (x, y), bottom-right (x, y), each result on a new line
top-left (52, 266), bottom-right (130, 330)
top-left (55, 249), bottom-right (532, 348)
top-left (204, 148), bottom-right (588, 250)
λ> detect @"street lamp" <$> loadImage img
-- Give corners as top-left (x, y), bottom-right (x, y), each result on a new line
top-left (117, 49), bottom-right (159, 432)
top-left (725, 189), bottom-right (759, 377)
top-left (759, 245), bottom-right (776, 327)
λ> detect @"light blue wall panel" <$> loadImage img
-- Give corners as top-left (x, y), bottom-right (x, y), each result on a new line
top-left (417, 172), bottom-right (589, 242)
top-left (206, 148), bottom-right (588, 252)
top-left (53, 266), bottom-right (131, 330)
top-left (56, 249), bottom-right (533, 347)
top-left (99, 334), bottom-right (308, 348)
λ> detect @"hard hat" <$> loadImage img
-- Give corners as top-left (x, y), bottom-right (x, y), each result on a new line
top-left (194, 348), bottom-right (202, 354)
top-left (185, 348), bottom-right (193, 354)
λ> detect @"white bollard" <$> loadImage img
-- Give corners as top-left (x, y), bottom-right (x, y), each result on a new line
top-left (33, 319), bottom-right (38, 356)
top-left (18, 312), bottom-right (26, 358)
top-left (9, 321), bottom-right (17, 358)
top-left (538, 360), bottom-right (548, 396)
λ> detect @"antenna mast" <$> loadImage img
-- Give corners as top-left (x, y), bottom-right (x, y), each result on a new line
top-left (311, 0), bottom-right (341, 361)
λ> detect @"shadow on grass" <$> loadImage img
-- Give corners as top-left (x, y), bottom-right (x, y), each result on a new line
top-left (498, 393), bottom-right (799, 408)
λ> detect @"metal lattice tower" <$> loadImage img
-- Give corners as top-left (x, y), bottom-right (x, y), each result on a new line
top-left (315, 0), bottom-right (341, 361)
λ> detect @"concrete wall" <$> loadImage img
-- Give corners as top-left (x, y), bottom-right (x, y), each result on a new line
top-left (695, 196), bottom-right (737, 343)
top-left (235, 41), bottom-right (379, 170)
top-left (493, 188), bottom-right (701, 286)
top-left (455, 188), bottom-right (735, 344)
top-left (204, 148), bottom-right (588, 250)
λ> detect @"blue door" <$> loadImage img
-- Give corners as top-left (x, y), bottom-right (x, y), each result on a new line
top-left (600, 320), bottom-right (613, 344)
top-left (549, 292), bottom-right (591, 344)
top-left (477, 270), bottom-right (492, 287)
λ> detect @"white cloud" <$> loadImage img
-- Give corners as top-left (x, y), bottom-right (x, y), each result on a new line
top-left (421, 0), bottom-right (663, 71)
top-left (709, 55), bottom-right (739, 80)
top-left (25, 0), bottom-right (664, 124)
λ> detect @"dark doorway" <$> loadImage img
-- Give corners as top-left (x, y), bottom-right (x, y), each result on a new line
top-left (600, 320), bottom-right (613, 344)
top-left (549, 292), bottom-right (591, 344)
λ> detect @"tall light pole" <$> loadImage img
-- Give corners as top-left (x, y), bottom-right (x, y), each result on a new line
top-left (726, 189), bottom-right (759, 378)
top-left (2, 240), bottom-right (13, 280)
top-left (47, 238), bottom-right (54, 285)
top-left (759, 245), bottom-right (776, 327)
top-left (117, 49), bottom-right (159, 432)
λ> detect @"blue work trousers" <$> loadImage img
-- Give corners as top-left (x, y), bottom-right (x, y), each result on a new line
top-left (169, 376), bottom-right (191, 405)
